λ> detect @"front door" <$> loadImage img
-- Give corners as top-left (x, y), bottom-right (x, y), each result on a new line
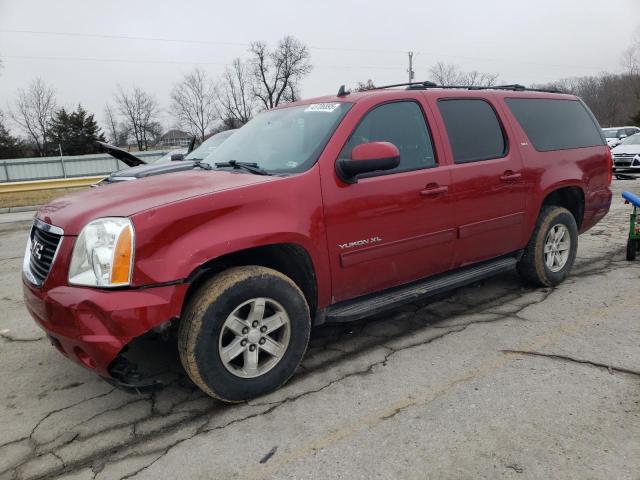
top-left (320, 99), bottom-right (456, 303)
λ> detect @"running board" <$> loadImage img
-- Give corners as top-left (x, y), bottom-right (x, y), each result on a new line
top-left (325, 256), bottom-right (518, 323)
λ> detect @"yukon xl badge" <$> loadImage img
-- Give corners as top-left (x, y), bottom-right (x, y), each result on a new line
top-left (338, 237), bottom-right (382, 250)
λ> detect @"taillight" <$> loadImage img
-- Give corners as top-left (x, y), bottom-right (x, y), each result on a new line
top-left (607, 149), bottom-right (613, 185)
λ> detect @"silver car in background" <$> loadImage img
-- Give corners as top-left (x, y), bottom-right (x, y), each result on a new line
top-left (612, 133), bottom-right (640, 170)
top-left (603, 126), bottom-right (640, 148)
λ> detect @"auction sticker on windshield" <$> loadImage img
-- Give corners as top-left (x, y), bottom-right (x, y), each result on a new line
top-left (305, 103), bottom-right (341, 113)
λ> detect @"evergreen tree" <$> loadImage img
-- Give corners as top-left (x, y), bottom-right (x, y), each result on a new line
top-left (0, 113), bottom-right (28, 159)
top-left (631, 110), bottom-right (640, 126)
top-left (49, 105), bottom-right (106, 155)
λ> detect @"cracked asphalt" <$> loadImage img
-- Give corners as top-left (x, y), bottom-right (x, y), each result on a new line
top-left (1, 180), bottom-right (639, 480)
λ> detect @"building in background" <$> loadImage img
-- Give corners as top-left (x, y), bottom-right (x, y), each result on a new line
top-left (157, 129), bottom-right (192, 147)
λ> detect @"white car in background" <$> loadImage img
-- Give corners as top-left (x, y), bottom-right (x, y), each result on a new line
top-left (603, 126), bottom-right (640, 148)
top-left (611, 134), bottom-right (640, 171)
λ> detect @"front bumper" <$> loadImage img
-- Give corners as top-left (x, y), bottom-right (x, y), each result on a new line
top-left (23, 279), bottom-right (188, 378)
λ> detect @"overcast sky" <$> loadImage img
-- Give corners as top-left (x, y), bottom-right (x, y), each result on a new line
top-left (1, 0), bottom-right (639, 134)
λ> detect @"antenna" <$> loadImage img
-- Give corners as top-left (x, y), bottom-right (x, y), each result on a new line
top-left (337, 85), bottom-right (350, 97)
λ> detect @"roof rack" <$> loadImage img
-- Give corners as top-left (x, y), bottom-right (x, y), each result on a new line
top-left (364, 80), bottom-right (563, 94)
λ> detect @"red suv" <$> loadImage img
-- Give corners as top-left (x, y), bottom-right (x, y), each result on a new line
top-left (23, 82), bottom-right (612, 402)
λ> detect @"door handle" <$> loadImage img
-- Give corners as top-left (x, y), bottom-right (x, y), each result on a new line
top-left (500, 170), bottom-right (522, 182)
top-left (420, 184), bottom-right (448, 197)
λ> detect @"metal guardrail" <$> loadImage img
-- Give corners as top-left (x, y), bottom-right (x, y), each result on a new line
top-left (0, 150), bottom-right (168, 183)
top-left (0, 176), bottom-right (106, 194)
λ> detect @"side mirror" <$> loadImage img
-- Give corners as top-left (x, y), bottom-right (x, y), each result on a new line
top-left (336, 142), bottom-right (400, 184)
top-left (171, 153), bottom-right (185, 161)
top-left (619, 134), bottom-right (628, 139)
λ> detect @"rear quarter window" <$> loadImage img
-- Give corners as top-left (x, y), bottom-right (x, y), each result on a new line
top-left (505, 98), bottom-right (604, 152)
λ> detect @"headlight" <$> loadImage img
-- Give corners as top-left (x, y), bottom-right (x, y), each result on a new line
top-left (68, 218), bottom-right (134, 287)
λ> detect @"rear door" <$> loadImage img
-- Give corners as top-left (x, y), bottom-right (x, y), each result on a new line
top-left (429, 95), bottom-right (528, 267)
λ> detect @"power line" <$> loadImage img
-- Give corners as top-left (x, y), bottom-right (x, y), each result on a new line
top-left (0, 29), bottom-right (607, 70)
top-left (0, 54), bottom-right (404, 70)
top-left (0, 29), bottom-right (407, 54)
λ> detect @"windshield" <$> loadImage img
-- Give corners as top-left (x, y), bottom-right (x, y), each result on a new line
top-left (154, 150), bottom-right (185, 164)
top-left (621, 134), bottom-right (640, 146)
top-left (603, 128), bottom-right (622, 138)
top-left (185, 130), bottom-right (235, 160)
top-left (198, 102), bottom-right (352, 173)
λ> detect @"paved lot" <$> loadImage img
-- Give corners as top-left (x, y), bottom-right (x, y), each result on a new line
top-left (1, 180), bottom-right (639, 480)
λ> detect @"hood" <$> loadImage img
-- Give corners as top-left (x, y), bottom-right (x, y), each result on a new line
top-left (37, 170), bottom-right (278, 234)
top-left (96, 141), bottom-right (147, 167)
top-left (103, 160), bottom-right (199, 182)
top-left (612, 144), bottom-right (640, 155)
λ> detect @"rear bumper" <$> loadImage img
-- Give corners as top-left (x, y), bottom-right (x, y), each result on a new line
top-left (23, 279), bottom-right (188, 377)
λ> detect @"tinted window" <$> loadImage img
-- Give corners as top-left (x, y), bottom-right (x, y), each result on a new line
top-left (340, 101), bottom-right (436, 173)
top-left (505, 98), bottom-right (604, 151)
top-left (437, 99), bottom-right (506, 163)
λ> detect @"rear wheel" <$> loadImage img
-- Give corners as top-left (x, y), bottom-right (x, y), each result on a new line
top-left (178, 266), bottom-right (311, 402)
top-left (517, 206), bottom-right (578, 287)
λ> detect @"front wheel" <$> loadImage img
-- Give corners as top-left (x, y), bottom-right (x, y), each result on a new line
top-left (517, 206), bottom-right (578, 287)
top-left (178, 266), bottom-right (311, 402)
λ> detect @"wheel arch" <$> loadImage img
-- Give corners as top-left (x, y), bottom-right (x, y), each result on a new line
top-left (539, 184), bottom-right (585, 229)
top-left (181, 242), bottom-right (318, 321)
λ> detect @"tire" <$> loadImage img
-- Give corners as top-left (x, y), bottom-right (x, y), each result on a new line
top-left (517, 206), bottom-right (578, 287)
top-left (626, 238), bottom-right (637, 261)
top-left (178, 266), bottom-right (311, 402)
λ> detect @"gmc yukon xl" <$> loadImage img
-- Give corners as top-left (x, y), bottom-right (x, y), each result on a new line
top-left (23, 82), bottom-right (612, 402)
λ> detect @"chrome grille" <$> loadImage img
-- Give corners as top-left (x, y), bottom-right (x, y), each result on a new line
top-left (24, 219), bottom-right (63, 286)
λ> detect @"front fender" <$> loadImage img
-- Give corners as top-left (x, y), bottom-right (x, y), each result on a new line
top-left (130, 169), bottom-right (332, 306)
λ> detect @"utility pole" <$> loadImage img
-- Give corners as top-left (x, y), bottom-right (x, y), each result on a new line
top-left (407, 51), bottom-right (415, 83)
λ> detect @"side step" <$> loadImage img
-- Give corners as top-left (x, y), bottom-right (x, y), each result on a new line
top-left (325, 256), bottom-right (518, 323)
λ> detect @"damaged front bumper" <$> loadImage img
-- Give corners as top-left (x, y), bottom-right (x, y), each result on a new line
top-left (23, 279), bottom-right (189, 388)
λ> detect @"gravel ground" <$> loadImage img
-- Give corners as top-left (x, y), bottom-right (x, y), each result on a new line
top-left (0, 180), bottom-right (638, 480)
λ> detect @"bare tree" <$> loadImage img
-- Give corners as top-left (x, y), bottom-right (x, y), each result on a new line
top-left (429, 62), bottom-right (464, 86)
top-left (103, 104), bottom-right (121, 145)
top-left (170, 68), bottom-right (217, 141)
top-left (461, 70), bottom-right (499, 87)
top-left (216, 58), bottom-right (257, 128)
top-left (534, 73), bottom-right (640, 127)
top-left (428, 62), bottom-right (499, 87)
top-left (114, 85), bottom-right (160, 150)
top-left (621, 28), bottom-right (640, 75)
top-left (249, 36), bottom-right (312, 109)
top-left (354, 79), bottom-right (376, 92)
top-left (10, 78), bottom-right (57, 156)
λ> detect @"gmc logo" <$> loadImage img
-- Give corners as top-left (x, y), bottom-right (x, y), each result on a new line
top-left (31, 240), bottom-right (44, 260)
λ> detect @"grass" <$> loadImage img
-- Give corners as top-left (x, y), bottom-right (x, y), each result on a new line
top-left (0, 187), bottom-right (89, 209)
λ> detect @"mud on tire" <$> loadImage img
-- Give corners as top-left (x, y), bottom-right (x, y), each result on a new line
top-left (178, 266), bottom-right (311, 402)
top-left (517, 206), bottom-right (578, 287)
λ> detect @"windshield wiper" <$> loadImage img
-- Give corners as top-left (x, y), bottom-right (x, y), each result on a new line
top-left (192, 159), bottom-right (212, 170)
top-left (214, 160), bottom-right (270, 175)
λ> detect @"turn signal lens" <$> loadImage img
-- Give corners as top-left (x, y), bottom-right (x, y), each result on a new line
top-left (111, 225), bottom-right (133, 284)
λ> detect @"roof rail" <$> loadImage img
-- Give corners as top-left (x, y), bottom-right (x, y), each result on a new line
top-left (362, 81), bottom-right (563, 94)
